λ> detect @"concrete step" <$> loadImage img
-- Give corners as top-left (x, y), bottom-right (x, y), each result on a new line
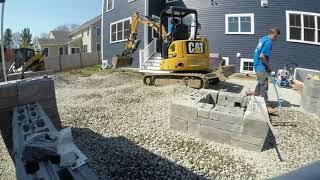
top-left (147, 59), bottom-right (161, 63)
top-left (144, 62), bottom-right (160, 67)
top-left (143, 66), bottom-right (161, 70)
top-left (139, 69), bottom-right (170, 74)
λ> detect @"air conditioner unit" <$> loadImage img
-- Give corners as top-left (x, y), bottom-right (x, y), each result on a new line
top-left (261, 0), bottom-right (269, 7)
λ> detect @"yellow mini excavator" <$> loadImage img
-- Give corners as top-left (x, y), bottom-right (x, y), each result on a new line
top-left (113, 6), bottom-right (220, 89)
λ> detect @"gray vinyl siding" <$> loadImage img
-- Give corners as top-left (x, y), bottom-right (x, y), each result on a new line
top-left (102, 0), bottom-right (145, 67)
top-left (164, 0), bottom-right (320, 71)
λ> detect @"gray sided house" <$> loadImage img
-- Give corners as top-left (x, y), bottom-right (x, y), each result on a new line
top-left (102, 0), bottom-right (320, 72)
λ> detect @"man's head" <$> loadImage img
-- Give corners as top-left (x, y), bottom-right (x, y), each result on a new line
top-left (269, 27), bottom-right (280, 41)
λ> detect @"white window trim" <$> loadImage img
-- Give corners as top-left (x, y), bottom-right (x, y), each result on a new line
top-left (166, 0), bottom-right (178, 3)
top-left (106, 0), bottom-right (114, 12)
top-left (110, 17), bottom-right (131, 43)
top-left (225, 13), bottom-right (255, 35)
top-left (286, 10), bottom-right (320, 46)
top-left (240, 58), bottom-right (255, 74)
top-left (128, 0), bottom-right (136, 2)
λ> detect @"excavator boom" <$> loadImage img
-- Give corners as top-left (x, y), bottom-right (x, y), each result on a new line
top-left (112, 13), bottom-right (167, 68)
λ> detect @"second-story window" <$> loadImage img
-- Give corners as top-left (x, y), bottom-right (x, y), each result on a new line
top-left (106, 0), bottom-right (114, 12)
top-left (96, 27), bottom-right (101, 36)
top-left (225, 14), bottom-right (255, 34)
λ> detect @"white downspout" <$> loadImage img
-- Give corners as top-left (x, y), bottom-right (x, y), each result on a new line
top-left (101, 0), bottom-right (105, 64)
top-left (144, 0), bottom-right (149, 48)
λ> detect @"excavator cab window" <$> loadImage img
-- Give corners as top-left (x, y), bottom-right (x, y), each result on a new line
top-left (160, 6), bottom-right (199, 58)
top-left (14, 48), bottom-right (35, 69)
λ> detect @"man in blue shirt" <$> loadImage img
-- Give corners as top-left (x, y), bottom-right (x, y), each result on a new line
top-left (253, 27), bottom-right (280, 113)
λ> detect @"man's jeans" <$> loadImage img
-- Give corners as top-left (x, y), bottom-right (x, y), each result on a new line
top-left (255, 72), bottom-right (269, 106)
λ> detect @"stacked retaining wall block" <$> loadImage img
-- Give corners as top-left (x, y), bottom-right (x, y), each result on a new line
top-left (170, 90), bottom-right (271, 152)
top-left (301, 75), bottom-right (320, 116)
top-left (0, 76), bottom-right (61, 157)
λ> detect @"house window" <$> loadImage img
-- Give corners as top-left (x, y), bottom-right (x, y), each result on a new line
top-left (72, 48), bottom-right (80, 54)
top-left (286, 11), bottom-right (320, 45)
top-left (43, 48), bottom-right (49, 57)
top-left (240, 58), bottom-right (255, 73)
top-left (59, 47), bottom-right (64, 55)
top-left (106, 0), bottom-right (114, 12)
top-left (110, 18), bottom-right (131, 43)
top-left (65, 47), bottom-right (68, 55)
top-left (166, 0), bottom-right (178, 3)
top-left (96, 27), bottom-right (101, 36)
top-left (96, 43), bottom-right (101, 52)
top-left (225, 14), bottom-right (254, 34)
top-left (83, 45), bottom-right (88, 53)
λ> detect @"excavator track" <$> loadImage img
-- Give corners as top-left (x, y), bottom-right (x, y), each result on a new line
top-left (143, 72), bottom-right (219, 89)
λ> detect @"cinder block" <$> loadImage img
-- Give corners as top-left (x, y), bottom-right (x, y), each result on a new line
top-left (241, 112), bottom-right (269, 138)
top-left (209, 90), bottom-right (219, 104)
top-left (210, 108), bottom-right (243, 125)
top-left (0, 81), bottom-right (18, 98)
top-left (170, 100), bottom-right (199, 121)
top-left (231, 133), bottom-right (266, 146)
top-left (198, 117), bottom-right (241, 133)
top-left (199, 125), bottom-right (231, 144)
top-left (169, 117), bottom-right (188, 133)
top-left (0, 96), bottom-right (18, 109)
top-left (17, 78), bottom-right (55, 104)
top-left (230, 140), bottom-right (263, 152)
top-left (228, 93), bottom-right (243, 103)
top-left (303, 83), bottom-right (320, 98)
top-left (198, 104), bottom-right (214, 119)
top-left (188, 122), bottom-right (200, 136)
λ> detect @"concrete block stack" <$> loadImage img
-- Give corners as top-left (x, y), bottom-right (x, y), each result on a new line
top-left (170, 90), bottom-right (271, 152)
top-left (0, 76), bottom-right (61, 156)
top-left (301, 74), bottom-right (320, 116)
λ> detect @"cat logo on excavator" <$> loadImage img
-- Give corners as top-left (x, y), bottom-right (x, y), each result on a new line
top-left (187, 41), bottom-right (204, 54)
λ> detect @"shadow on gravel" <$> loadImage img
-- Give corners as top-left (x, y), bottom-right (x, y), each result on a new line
top-left (262, 130), bottom-right (284, 162)
top-left (269, 100), bottom-right (300, 108)
top-left (210, 81), bottom-right (244, 93)
top-left (72, 128), bottom-right (208, 180)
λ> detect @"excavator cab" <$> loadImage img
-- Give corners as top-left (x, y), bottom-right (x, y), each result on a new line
top-left (159, 6), bottom-right (210, 72)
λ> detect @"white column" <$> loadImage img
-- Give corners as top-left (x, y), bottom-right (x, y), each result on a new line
top-left (1, 2), bottom-right (6, 82)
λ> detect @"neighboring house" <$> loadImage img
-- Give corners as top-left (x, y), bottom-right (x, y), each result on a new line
top-left (101, 0), bottom-right (320, 72)
top-left (34, 15), bottom-right (101, 57)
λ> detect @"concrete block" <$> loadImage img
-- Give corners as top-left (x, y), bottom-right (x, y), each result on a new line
top-left (170, 100), bottom-right (199, 121)
top-left (303, 83), bottom-right (320, 98)
top-left (188, 122), bottom-right (200, 136)
top-left (198, 104), bottom-right (214, 119)
top-left (199, 125), bottom-right (231, 144)
top-left (198, 117), bottom-right (242, 133)
top-left (210, 107), bottom-right (243, 125)
top-left (241, 112), bottom-right (269, 138)
top-left (17, 77), bottom-right (55, 104)
top-left (230, 140), bottom-right (263, 152)
top-left (231, 133), bottom-right (266, 146)
top-left (0, 96), bottom-right (18, 109)
top-left (0, 81), bottom-right (18, 98)
top-left (169, 117), bottom-right (188, 133)
top-left (209, 90), bottom-right (219, 104)
top-left (228, 93), bottom-right (243, 103)
top-left (301, 96), bottom-right (320, 114)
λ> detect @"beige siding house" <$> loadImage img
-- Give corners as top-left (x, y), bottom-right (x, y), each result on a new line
top-left (34, 15), bottom-right (101, 57)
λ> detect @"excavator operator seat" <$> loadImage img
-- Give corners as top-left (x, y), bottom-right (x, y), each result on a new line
top-left (173, 24), bottom-right (189, 40)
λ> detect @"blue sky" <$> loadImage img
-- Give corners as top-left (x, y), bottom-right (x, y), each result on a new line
top-left (4, 0), bottom-right (101, 36)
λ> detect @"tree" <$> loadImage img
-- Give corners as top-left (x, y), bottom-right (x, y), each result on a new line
top-left (3, 28), bottom-right (13, 49)
top-left (12, 32), bottom-right (22, 48)
top-left (54, 24), bottom-right (79, 32)
top-left (20, 28), bottom-right (32, 48)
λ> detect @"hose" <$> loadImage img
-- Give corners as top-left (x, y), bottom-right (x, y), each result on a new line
top-left (269, 74), bottom-right (282, 109)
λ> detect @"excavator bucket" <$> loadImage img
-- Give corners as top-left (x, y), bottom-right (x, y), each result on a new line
top-left (112, 55), bottom-right (133, 68)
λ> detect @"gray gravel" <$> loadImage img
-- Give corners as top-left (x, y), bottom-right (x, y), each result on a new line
top-left (1, 70), bottom-right (320, 180)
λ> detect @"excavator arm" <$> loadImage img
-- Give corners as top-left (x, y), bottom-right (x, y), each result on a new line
top-left (121, 12), bottom-right (167, 56)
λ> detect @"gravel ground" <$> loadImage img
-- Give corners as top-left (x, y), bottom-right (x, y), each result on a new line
top-left (1, 70), bottom-right (320, 179)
